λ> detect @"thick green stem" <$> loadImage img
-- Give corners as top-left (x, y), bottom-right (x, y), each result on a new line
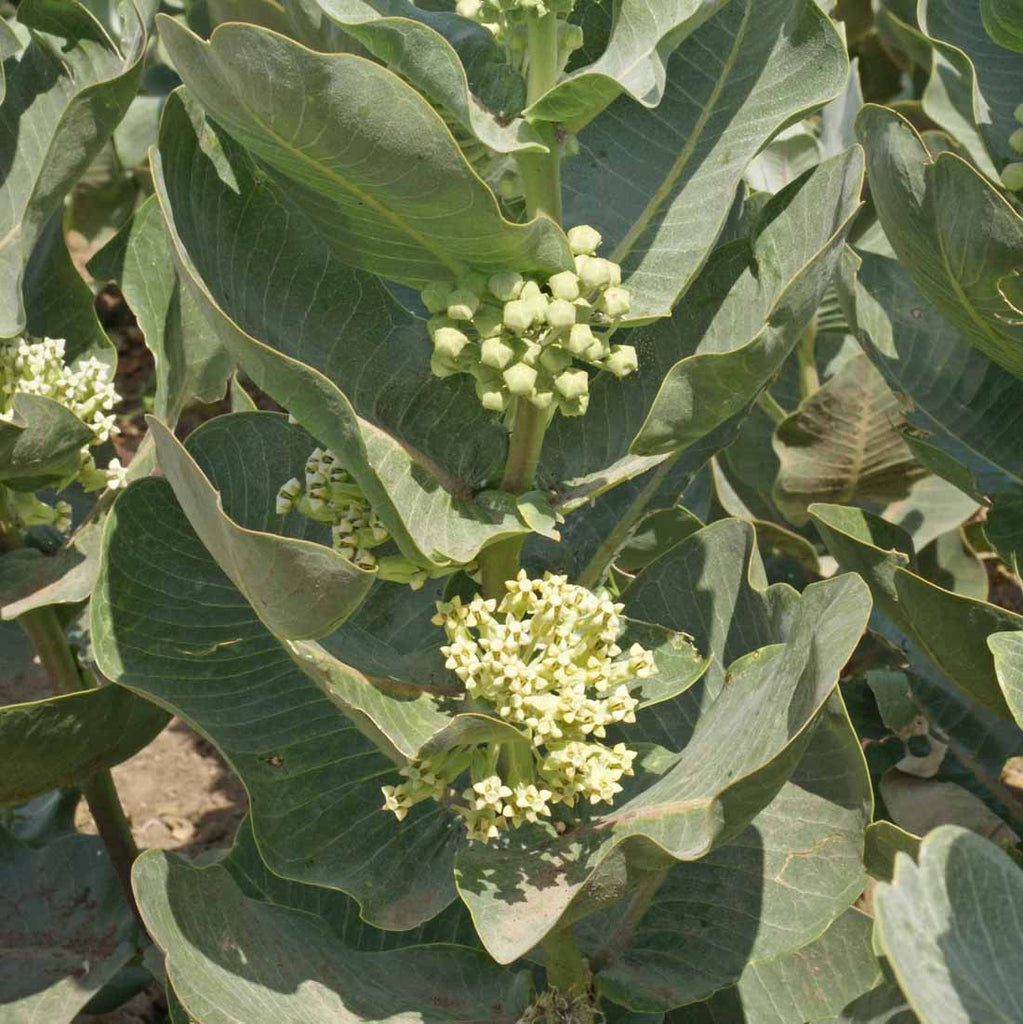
top-left (478, 12), bottom-right (563, 600)
top-left (589, 867), bottom-right (670, 974)
top-left (756, 390), bottom-right (788, 427)
top-left (542, 925), bottom-right (591, 995)
top-left (577, 453), bottom-right (680, 590)
top-left (16, 589), bottom-right (142, 921)
top-left (797, 317), bottom-right (819, 402)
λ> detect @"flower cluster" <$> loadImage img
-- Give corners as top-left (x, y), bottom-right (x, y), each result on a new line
top-left (0, 337), bottom-right (126, 531)
top-left (1001, 104), bottom-right (1023, 192)
top-left (381, 571), bottom-right (657, 842)
top-left (276, 447), bottom-right (391, 570)
top-left (456, 0), bottom-right (581, 77)
top-left (425, 226), bottom-right (637, 417)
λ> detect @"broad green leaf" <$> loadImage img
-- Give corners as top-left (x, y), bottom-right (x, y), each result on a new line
top-left (526, 0), bottom-right (731, 128)
top-left (630, 149), bottom-right (863, 456)
top-left (614, 506), bottom-right (704, 576)
top-left (157, 18), bottom-right (571, 286)
top-left (0, 0), bottom-right (146, 338)
top-left (983, 0), bottom-right (1023, 50)
top-left (811, 503), bottom-right (1023, 717)
top-left (677, 910), bottom-right (888, 1024)
top-left (989, 631), bottom-right (1023, 728)
top-left (920, 0), bottom-right (1023, 169)
top-left (93, 475), bottom-right (465, 928)
top-left (745, 125), bottom-right (824, 194)
top-left (151, 91), bottom-right (536, 569)
top-left (845, 245), bottom-right (1022, 567)
top-left (588, 696), bottom-right (871, 1011)
top-left (0, 684), bottom-right (168, 805)
top-left (300, 0), bottom-right (538, 151)
top-left (875, 826), bottom-right (1023, 1023)
top-left (133, 850), bottom-right (533, 1024)
top-left (89, 196), bottom-right (232, 425)
top-left (455, 533), bottom-right (871, 962)
top-left (772, 354), bottom-right (927, 525)
top-left (149, 415), bottom-right (375, 640)
top-left (561, 0), bottom-right (849, 322)
top-left (864, 821), bottom-right (922, 883)
top-left (856, 105), bottom-right (1023, 378)
top-left (0, 394), bottom-right (93, 488)
top-left (0, 828), bottom-right (142, 1024)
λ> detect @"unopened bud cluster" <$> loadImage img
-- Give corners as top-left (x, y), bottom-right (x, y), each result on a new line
top-left (0, 338), bottom-right (126, 530)
top-left (381, 571), bottom-right (657, 842)
top-left (277, 447), bottom-right (391, 570)
top-left (1001, 104), bottom-right (1023, 192)
top-left (425, 226), bottom-right (637, 417)
top-left (456, 0), bottom-right (581, 79)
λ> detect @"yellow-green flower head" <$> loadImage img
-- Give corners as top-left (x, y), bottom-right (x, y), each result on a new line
top-left (380, 571), bottom-right (657, 842)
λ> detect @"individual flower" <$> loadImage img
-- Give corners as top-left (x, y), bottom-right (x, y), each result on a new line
top-left (380, 571), bottom-right (661, 842)
top-left (422, 227), bottom-right (638, 417)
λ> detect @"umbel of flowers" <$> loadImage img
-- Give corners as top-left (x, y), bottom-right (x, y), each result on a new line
top-left (381, 571), bottom-right (657, 843)
top-left (425, 226), bottom-right (638, 417)
top-left (0, 337), bottom-right (126, 533)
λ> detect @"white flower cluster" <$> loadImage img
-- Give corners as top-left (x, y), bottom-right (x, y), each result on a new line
top-left (426, 226), bottom-right (636, 417)
top-left (276, 447), bottom-right (390, 570)
top-left (1001, 104), bottom-right (1023, 192)
top-left (0, 338), bottom-right (126, 523)
top-left (381, 571), bottom-right (657, 842)
top-left (456, 0), bottom-right (581, 75)
top-left (0, 338), bottom-right (118, 444)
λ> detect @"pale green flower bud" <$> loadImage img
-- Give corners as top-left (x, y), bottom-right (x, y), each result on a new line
top-left (548, 270), bottom-right (580, 302)
top-left (520, 279), bottom-right (542, 301)
top-left (433, 326), bottom-right (469, 359)
top-left (1003, 162), bottom-right (1023, 191)
top-left (1011, 129), bottom-right (1023, 155)
top-left (578, 256), bottom-right (615, 290)
top-left (456, 0), bottom-right (482, 17)
top-left (530, 389), bottom-right (555, 410)
top-left (567, 224), bottom-right (602, 256)
top-left (558, 21), bottom-right (583, 51)
top-left (489, 272), bottom-right (524, 302)
top-left (447, 288), bottom-right (480, 321)
top-left (480, 336), bottom-right (515, 369)
top-left (600, 286), bottom-right (631, 318)
top-left (567, 323), bottom-right (596, 356)
top-left (503, 299), bottom-right (533, 334)
top-left (519, 339), bottom-right (542, 366)
top-left (605, 344), bottom-right (638, 377)
top-left (555, 368), bottom-right (589, 400)
top-left (421, 281), bottom-right (452, 314)
top-left (558, 391), bottom-right (589, 417)
top-left (546, 298), bottom-right (577, 329)
top-left (480, 388), bottom-right (507, 412)
top-left (474, 304), bottom-right (504, 338)
top-left (276, 477), bottom-right (302, 514)
top-left (503, 361), bottom-right (537, 395)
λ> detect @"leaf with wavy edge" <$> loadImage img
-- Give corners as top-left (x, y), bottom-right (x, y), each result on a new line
top-left (856, 105), bottom-right (1023, 378)
top-left (93, 476), bottom-right (465, 928)
top-left (811, 503), bottom-right (1022, 718)
top-left (587, 695), bottom-right (871, 1012)
top-left (0, 394), bottom-right (93, 488)
top-left (679, 909), bottom-right (890, 1024)
top-left (152, 91), bottom-right (535, 570)
top-left (526, 0), bottom-right (730, 128)
top-left (302, 0), bottom-right (540, 153)
top-left (454, 565), bottom-right (871, 963)
top-left (133, 851), bottom-right (533, 1024)
top-left (0, 0), bottom-right (146, 338)
top-left (561, 0), bottom-right (849, 323)
top-left (0, 684), bottom-right (168, 806)
top-left (149, 416), bottom-right (374, 640)
top-left (875, 826), bottom-right (1023, 1024)
top-left (628, 150), bottom-right (863, 457)
top-left (157, 18), bottom-right (571, 287)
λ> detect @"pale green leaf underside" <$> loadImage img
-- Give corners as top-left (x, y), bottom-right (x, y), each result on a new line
top-left (811, 502), bottom-right (1023, 717)
top-left (0, 0), bottom-right (146, 338)
top-left (157, 18), bottom-right (571, 286)
top-left (856, 104), bottom-right (1023, 378)
top-left (875, 826), bottom-right (1023, 1024)
top-left (133, 852), bottom-right (531, 1024)
top-left (149, 416), bottom-right (375, 640)
top-left (989, 631), bottom-right (1023, 728)
top-left (590, 696), bottom-right (871, 1011)
top-left (562, 0), bottom-right (849, 323)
